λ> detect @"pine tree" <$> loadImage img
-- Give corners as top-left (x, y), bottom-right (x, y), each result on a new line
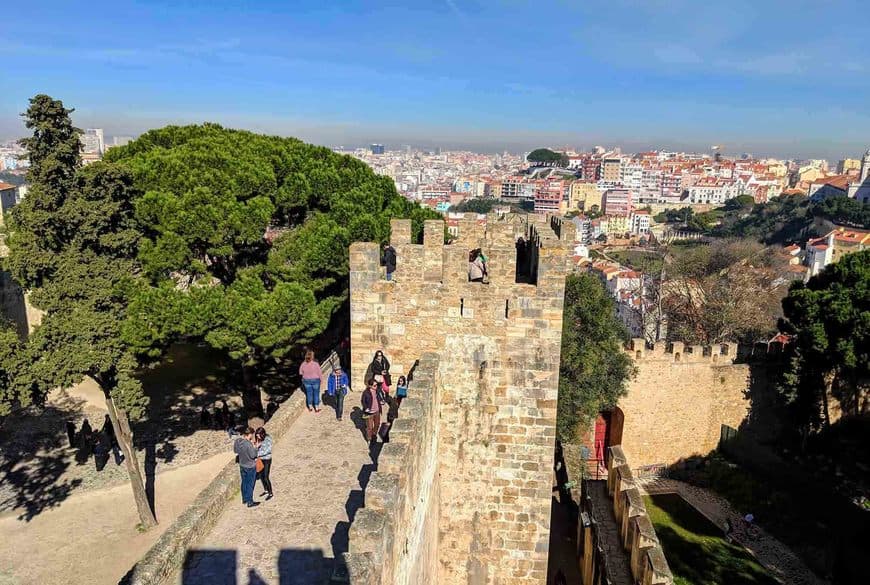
top-left (5, 95), bottom-right (157, 528)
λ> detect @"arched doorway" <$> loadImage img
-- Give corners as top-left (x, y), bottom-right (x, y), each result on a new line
top-left (593, 407), bottom-right (625, 474)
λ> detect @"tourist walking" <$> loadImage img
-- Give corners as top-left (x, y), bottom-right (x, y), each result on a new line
top-left (65, 421), bottom-right (76, 448)
top-left (361, 379), bottom-right (386, 443)
top-left (367, 350), bottom-right (391, 386)
top-left (382, 243), bottom-right (397, 281)
top-left (300, 350), bottom-right (322, 413)
top-left (395, 375), bottom-right (408, 407)
top-left (327, 364), bottom-right (350, 421)
top-left (234, 427), bottom-right (259, 507)
top-left (255, 427), bottom-right (273, 501)
top-left (468, 249), bottom-right (486, 283)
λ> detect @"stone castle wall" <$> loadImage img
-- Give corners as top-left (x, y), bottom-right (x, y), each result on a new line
top-left (345, 214), bottom-right (574, 585)
top-left (343, 352), bottom-right (442, 585)
top-left (617, 339), bottom-right (751, 469)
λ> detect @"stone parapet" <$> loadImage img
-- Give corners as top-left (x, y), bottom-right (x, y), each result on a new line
top-left (576, 446), bottom-right (674, 585)
top-left (339, 353), bottom-right (442, 585)
top-left (626, 338), bottom-right (740, 364)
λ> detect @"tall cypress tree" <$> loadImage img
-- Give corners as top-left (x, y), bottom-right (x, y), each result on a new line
top-left (5, 95), bottom-right (157, 528)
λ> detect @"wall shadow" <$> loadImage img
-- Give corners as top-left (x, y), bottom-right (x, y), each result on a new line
top-left (180, 548), bottom-right (332, 585)
top-left (182, 549), bottom-right (237, 585)
top-left (547, 440), bottom-right (581, 584)
top-left (329, 440), bottom-right (382, 580)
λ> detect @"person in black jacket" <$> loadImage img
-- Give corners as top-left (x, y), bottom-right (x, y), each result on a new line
top-left (382, 243), bottom-right (397, 281)
top-left (366, 350), bottom-right (391, 387)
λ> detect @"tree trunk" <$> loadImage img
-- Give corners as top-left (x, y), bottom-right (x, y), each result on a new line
top-left (103, 390), bottom-right (157, 528)
top-left (240, 362), bottom-right (264, 419)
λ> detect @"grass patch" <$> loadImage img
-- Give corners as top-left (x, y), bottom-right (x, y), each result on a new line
top-left (607, 249), bottom-right (664, 273)
top-left (644, 493), bottom-right (777, 585)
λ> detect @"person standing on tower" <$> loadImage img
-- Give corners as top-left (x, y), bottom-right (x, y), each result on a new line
top-left (382, 242), bottom-right (397, 281)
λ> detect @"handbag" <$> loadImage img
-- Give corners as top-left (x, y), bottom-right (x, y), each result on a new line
top-left (255, 458), bottom-right (264, 473)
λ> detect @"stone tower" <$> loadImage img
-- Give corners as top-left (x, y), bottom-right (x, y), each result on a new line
top-left (347, 213), bottom-right (574, 585)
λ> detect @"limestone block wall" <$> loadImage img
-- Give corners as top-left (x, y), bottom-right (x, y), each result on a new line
top-left (343, 353), bottom-right (442, 585)
top-left (347, 214), bottom-right (574, 585)
top-left (617, 339), bottom-right (751, 468)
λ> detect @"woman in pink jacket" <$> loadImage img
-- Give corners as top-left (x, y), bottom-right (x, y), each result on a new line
top-left (299, 350), bottom-right (322, 413)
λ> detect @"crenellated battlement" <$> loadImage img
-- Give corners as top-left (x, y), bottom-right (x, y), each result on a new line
top-left (350, 213), bottom-right (574, 295)
top-left (625, 338), bottom-right (741, 364)
top-left (346, 213), bottom-right (571, 585)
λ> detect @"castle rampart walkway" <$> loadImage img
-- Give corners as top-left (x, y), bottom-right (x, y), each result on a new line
top-left (585, 480), bottom-right (634, 585)
top-left (174, 401), bottom-right (376, 585)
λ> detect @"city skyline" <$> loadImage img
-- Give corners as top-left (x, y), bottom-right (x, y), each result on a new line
top-left (2, 1), bottom-right (870, 159)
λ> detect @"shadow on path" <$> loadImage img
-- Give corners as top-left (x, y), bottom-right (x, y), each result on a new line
top-left (181, 547), bottom-right (333, 585)
top-left (329, 440), bottom-right (382, 579)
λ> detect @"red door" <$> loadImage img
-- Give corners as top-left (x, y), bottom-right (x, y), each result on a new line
top-left (594, 414), bottom-right (608, 462)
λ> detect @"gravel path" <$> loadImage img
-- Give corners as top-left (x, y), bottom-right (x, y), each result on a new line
top-left (0, 451), bottom-right (232, 585)
top-left (177, 403), bottom-right (376, 585)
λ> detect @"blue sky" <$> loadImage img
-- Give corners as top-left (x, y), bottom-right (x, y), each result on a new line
top-left (2, 0), bottom-right (869, 158)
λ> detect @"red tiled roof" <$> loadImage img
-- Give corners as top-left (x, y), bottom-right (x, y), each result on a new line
top-left (0, 182), bottom-right (16, 190)
top-left (811, 174), bottom-right (851, 189)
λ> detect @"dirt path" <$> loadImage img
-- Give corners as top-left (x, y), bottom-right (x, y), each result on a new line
top-left (0, 451), bottom-right (232, 585)
top-left (177, 404), bottom-right (375, 585)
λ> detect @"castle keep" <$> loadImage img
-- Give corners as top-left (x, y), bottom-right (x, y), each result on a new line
top-left (344, 214), bottom-right (574, 585)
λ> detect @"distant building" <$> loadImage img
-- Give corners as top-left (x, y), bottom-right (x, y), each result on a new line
top-left (81, 128), bottom-right (105, 155)
top-left (113, 136), bottom-right (133, 147)
top-left (370, 144), bottom-right (385, 155)
top-left (605, 214), bottom-right (629, 236)
top-left (602, 188), bottom-right (632, 215)
top-left (568, 181), bottom-right (601, 212)
top-left (629, 210), bottom-right (651, 235)
top-left (534, 179), bottom-right (567, 215)
top-left (804, 226), bottom-right (870, 276)
top-left (686, 178), bottom-right (738, 204)
top-left (572, 215), bottom-right (592, 244)
top-left (837, 158), bottom-right (861, 174)
top-left (847, 149), bottom-right (870, 204)
top-left (0, 182), bottom-right (18, 226)
top-left (808, 174), bottom-right (851, 201)
top-left (600, 155), bottom-right (622, 183)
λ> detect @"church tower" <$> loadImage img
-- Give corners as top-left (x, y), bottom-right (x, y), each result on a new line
top-left (861, 148), bottom-right (870, 183)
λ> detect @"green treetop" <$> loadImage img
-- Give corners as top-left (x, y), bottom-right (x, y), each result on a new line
top-left (557, 274), bottom-right (636, 443)
top-left (527, 148), bottom-right (568, 167)
top-left (110, 124), bottom-right (439, 414)
top-left (779, 250), bottom-right (870, 433)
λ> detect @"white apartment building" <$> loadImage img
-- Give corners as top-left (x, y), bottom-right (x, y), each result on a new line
top-left (686, 178), bottom-right (739, 204)
top-left (629, 210), bottom-right (651, 235)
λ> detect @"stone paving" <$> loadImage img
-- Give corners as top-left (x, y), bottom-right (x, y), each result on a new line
top-left (585, 480), bottom-right (634, 585)
top-left (177, 399), bottom-right (376, 585)
top-left (638, 477), bottom-right (828, 585)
